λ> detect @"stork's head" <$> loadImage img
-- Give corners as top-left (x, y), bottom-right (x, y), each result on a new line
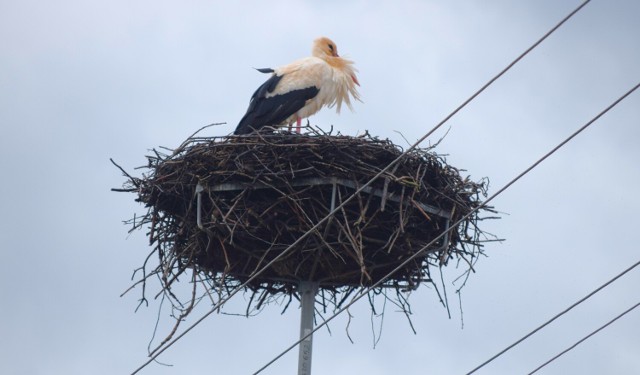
top-left (312, 36), bottom-right (360, 88)
top-left (313, 37), bottom-right (340, 58)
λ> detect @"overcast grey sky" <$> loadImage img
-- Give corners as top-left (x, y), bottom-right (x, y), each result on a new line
top-left (1, 1), bottom-right (639, 374)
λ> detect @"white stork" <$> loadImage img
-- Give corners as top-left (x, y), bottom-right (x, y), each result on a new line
top-left (234, 37), bottom-right (361, 135)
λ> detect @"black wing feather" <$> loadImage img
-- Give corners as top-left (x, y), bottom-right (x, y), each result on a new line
top-left (234, 72), bottom-right (320, 135)
top-left (255, 67), bottom-right (275, 74)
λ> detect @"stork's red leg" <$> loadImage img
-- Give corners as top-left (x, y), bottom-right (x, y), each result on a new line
top-left (296, 117), bottom-right (302, 134)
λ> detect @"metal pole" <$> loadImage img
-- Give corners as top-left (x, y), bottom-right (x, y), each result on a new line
top-left (297, 281), bottom-right (318, 375)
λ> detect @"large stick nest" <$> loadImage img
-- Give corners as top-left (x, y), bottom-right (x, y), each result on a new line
top-left (114, 127), bottom-right (497, 333)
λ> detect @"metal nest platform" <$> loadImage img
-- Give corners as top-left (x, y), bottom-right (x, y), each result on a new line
top-left (114, 127), bottom-right (496, 329)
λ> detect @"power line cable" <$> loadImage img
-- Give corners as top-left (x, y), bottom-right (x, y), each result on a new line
top-left (253, 80), bottom-right (640, 375)
top-left (528, 301), bottom-right (640, 375)
top-left (130, 1), bottom-right (592, 373)
top-left (467, 258), bottom-right (640, 374)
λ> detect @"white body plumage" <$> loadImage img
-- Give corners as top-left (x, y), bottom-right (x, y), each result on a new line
top-left (235, 37), bottom-right (361, 135)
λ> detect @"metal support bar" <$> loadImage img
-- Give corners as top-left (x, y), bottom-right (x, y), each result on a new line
top-left (195, 184), bottom-right (204, 229)
top-left (330, 182), bottom-right (337, 212)
top-left (297, 281), bottom-right (318, 375)
top-left (196, 177), bottom-right (451, 219)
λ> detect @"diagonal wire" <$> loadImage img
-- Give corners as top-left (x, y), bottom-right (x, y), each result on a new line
top-left (467, 259), bottom-right (640, 374)
top-left (252, 80), bottom-right (640, 375)
top-left (130, 1), bottom-right (592, 373)
top-left (528, 301), bottom-right (640, 375)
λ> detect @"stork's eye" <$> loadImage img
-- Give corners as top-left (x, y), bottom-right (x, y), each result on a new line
top-left (328, 44), bottom-right (334, 51)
